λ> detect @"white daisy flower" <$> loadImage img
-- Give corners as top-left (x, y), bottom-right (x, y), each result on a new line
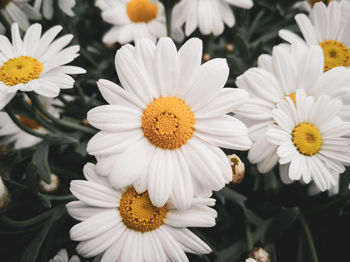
top-left (50, 249), bottom-right (81, 262)
top-left (87, 37), bottom-right (251, 209)
top-left (0, 23), bottom-right (86, 111)
top-left (95, 0), bottom-right (167, 45)
top-left (34, 0), bottom-right (76, 20)
top-left (0, 96), bottom-right (62, 149)
top-left (245, 259), bottom-right (257, 262)
top-left (66, 163), bottom-right (215, 261)
top-left (0, 0), bottom-right (41, 32)
top-left (235, 44), bottom-right (350, 174)
top-left (280, 0), bottom-right (350, 71)
top-left (266, 89), bottom-right (350, 191)
top-left (171, 0), bottom-right (254, 37)
top-left (293, 0), bottom-right (349, 13)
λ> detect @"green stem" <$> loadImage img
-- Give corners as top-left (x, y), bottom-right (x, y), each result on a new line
top-left (79, 48), bottom-right (99, 68)
top-left (4, 104), bottom-right (46, 138)
top-left (28, 93), bottom-right (96, 135)
top-left (244, 217), bottom-right (253, 251)
top-left (165, 0), bottom-right (172, 37)
top-left (305, 191), bottom-right (350, 216)
top-left (299, 214), bottom-right (318, 262)
top-left (0, 205), bottom-right (63, 228)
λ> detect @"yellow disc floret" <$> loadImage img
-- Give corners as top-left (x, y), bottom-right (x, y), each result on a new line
top-left (142, 96), bottom-right (195, 150)
top-left (319, 40), bottom-right (350, 71)
top-left (126, 0), bottom-right (158, 23)
top-left (0, 56), bottom-right (43, 86)
top-left (284, 92), bottom-right (296, 105)
top-left (119, 188), bottom-right (167, 232)
top-left (307, 0), bottom-right (333, 6)
top-left (292, 123), bottom-right (322, 156)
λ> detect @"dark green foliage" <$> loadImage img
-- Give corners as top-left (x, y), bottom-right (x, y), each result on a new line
top-left (0, 0), bottom-right (349, 261)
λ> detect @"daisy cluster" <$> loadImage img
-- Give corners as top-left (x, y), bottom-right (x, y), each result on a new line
top-left (0, 0), bottom-right (350, 262)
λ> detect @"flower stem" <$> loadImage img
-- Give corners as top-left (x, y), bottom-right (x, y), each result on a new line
top-left (4, 103), bottom-right (46, 138)
top-left (165, 0), bottom-right (172, 37)
top-left (299, 213), bottom-right (319, 262)
top-left (28, 93), bottom-right (96, 135)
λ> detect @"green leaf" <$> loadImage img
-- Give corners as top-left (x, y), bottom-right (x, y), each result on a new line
top-left (214, 187), bottom-right (247, 206)
top-left (32, 143), bottom-right (51, 184)
top-left (37, 194), bottom-right (51, 209)
top-left (44, 134), bottom-right (78, 145)
top-left (19, 206), bottom-right (65, 262)
top-left (25, 163), bottom-right (38, 193)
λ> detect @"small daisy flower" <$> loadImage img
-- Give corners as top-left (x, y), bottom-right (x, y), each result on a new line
top-left (34, 0), bottom-right (76, 20)
top-left (66, 163), bottom-right (215, 261)
top-left (0, 96), bottom-right (62, 149)
top-left (235, 44), bottom-right (350, 174)
top-left (95, 0), bottom-right (167, 45)
top-left (0, 0), bottom-right (41, 31)
top-left (245, 259), bottom-right (257, 262)
top-left (0, 23), bottom-right (86, 111)
top-left (267, 89), bottom-right (350, 191)
top-left (280, 0), bottom-right (350, 71)
top-left (171, 0), bottom-right (254, 37)
top-left (49, 249), bottom-right (80, 262)
top-left (87, 37), bottom-right (251, 209)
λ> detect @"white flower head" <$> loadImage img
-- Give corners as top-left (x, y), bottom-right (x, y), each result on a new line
top-left (0, 0), bottom-right (41, 32)
top-left (280, 0), bottom-right (350, 71)
top-left (95, 0), bottom-right (167, 44)
top-left (49, 249), bottom-right (80, 262)
top-left (0, 23), bottom-right (86, 111)
top-left (66, 163), bottom-right (216, 261)
top-left (34, 0), bottom-right (76, 20)
top-left (172, 0), bottom-right (254, 37)
top-left (235, 44), bottom-right (350, 174)
top-left (267, 89), bottom-right (350, 191)
top-left (87, 37), bottom-right (251, 209)
top-left (0, 96), bottom-right (63, 149)
top-left (245, 259), bottom-right (257, 262)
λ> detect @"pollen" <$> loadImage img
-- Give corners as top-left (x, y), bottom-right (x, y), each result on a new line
top-left (284, 92), bottom-right (296, 105)
top-left (118, 188), bottom-right (167, 232)
top-left (126, 0), bottom-right (158, 23)
top-left (319, 40), bottom-right (350, 71)
top-left (307, 0), bottom-right (333, 6)
top-left (0, 56), bottom-right (43, 86)
top-left (292, 123), bottom-right (322, 156)
top-left (142, 96), bottom-right (195, 150)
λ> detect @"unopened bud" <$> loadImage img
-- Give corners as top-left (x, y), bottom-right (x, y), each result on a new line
top-left (249, 248), bottom-right (270, 262)
top-left (202, 53), bottom-right (211, 62)
top-left (226, 44), bottom-right (234, 52)
top-left (0, 177), bottom-right (10, 214)
top-left (39, 174), bottom-right (60, 193)
top-left (0, 145), bottom-right (8, 156)
top-left (81, 118), bottom-right (89, 126)
top-left (227, 154), bottom-right (245, 184)
top-left (105, 43), bottom-right (116, 50)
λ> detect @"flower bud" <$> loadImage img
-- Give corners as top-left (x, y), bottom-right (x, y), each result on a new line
top-left (249, 247), bottom-right (270, 262)
top-left (39, 174), bottom-right (60, 193)
top-left (226, 44), bottom-right (234, 52)
top-left (0, 177), bottom-right (10, 214)
top-left (0, 145), bottom-right (8, 156)
top-left (227, 154), bottom-right (245, 184)
top-left (202, 53), bottom-right (211, 62)
top-left (81, 118), bottom-right (89, 126)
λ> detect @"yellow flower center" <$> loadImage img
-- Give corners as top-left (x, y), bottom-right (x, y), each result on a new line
top-left (126, 0), bottom-right (158, 23)
top-left (142, 96), bottom-right (195, 150)
top-left (292, 123), bottom-right (322, 156)
top-left (0, 56), bottom-right (43, 86)
top-left (1, 0), bottom-right (12, 8)
top-left (319, 40), bottom-right (350, 72)
top-left (118, 188), bottom-right (167, 232)
top-left (307, 0), bottom-right (333, 6)
top-left (284, 92), bottom-right (296, 105)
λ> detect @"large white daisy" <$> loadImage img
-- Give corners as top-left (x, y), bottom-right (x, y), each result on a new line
top-left (66, 163), bottom-right (215, 261)
top-left (280, 0), bottom-right (350, 71)
top-left (171, 0), bottom-right (254, 37)
top-left (95, 0), bottom-right (167, 44)
top-left (49, 249), bottom-right (80, 262)
top-left (267, 89), bottom-right (350, 191)
top-left (0, 0), bottom-right (41, 31)
top-left (34, 0), bottom-right (76, 19)
top-left (0, 96), bottom-right (62, 149)
top-left (0, 23), bottom-right (86, 111)
top-left (235, 44), bottom-right (350, 175)
top-left (87, 37), bottom-right (251, 209)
